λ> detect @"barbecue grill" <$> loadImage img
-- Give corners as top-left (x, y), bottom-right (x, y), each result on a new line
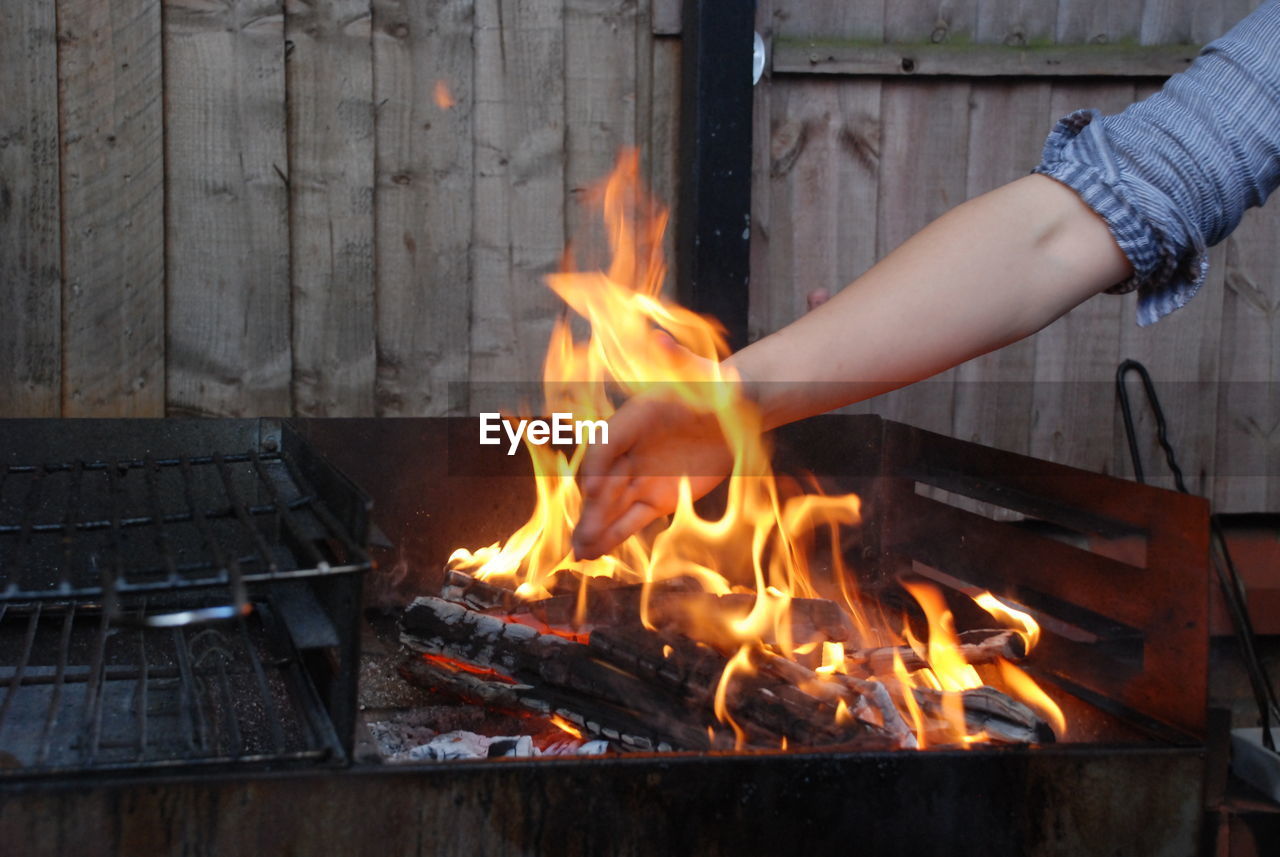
top-left (0, 420), bottom-right (371, 778)
top-left (0, 415), bottom-right (1211, 856)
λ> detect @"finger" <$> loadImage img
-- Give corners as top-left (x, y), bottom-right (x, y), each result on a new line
top-left (579, 458), bottom-right (632, 540)
top-left (578, 408), bottom-right (643, 494)
top-left (574, 499), bottom-right (665, 560)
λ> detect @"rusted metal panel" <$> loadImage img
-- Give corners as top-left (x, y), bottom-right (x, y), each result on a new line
top-left (0, 747), bottom-right (1205, 857)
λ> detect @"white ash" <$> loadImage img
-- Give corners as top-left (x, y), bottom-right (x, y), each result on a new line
top-left (385, 730), bottom-right (611, 762)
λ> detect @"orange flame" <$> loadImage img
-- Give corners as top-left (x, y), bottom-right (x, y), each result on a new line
top-left (996, 659), bottom-right (1067, 738)
top-left (550, 713), bottom-right (584, 739)
top-left (434, 80), bottom-right (456, 110)
top-left (447, 150), bottom-right (1064, 749)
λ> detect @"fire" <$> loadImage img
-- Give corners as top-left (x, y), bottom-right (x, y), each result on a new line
top-left (447, 150), bottom-right (1064, 749)
top-left (549, 714), bottom-right (584, 739)
top-left (433, 80), bottom-right (456, 110)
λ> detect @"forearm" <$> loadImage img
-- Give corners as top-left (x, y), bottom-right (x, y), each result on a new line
top-left (725, 174), bottom-right (1132, 430)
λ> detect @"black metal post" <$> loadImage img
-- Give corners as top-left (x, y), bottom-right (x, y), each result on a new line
top-left (677, 0), bottom-right (756, 352)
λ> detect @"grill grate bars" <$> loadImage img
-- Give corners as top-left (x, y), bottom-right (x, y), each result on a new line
top-left (0, 430), bottom-right (368, 777)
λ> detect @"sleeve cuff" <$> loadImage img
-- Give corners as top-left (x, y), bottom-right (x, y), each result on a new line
top-left (1032, 109), bottom-right (1209, 327)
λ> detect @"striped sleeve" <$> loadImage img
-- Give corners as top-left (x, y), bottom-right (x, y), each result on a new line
top-left (1032, 0), bottom-right (1280, 326)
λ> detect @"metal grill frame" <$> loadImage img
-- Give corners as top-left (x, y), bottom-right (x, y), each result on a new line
top-left (0, 419), bottom-right (371, 778)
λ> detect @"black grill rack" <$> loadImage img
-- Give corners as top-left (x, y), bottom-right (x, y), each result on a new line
top-left (0, 448), bottom-right (367, 608)
top-left (0, 420), bottom-right (371, 777)
top-left (0, 601), bottom-right (342, 774)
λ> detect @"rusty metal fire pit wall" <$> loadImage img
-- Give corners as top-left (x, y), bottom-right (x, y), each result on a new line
top-left (833, 415), bottom-right (1210, 745)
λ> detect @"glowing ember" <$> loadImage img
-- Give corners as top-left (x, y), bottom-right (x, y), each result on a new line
top-left (445, 150), bottom-right (1064, 749)
top-left (421, 653), bottom-right (517, 684)
top-left (550, 714), bottom-right (584, 739)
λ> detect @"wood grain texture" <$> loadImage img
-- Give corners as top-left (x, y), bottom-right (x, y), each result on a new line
top-left (58, 0), bottom-right (165, 417)
top-left (950, 0), bottom-right (1054, 455)
top-left (469, 0), bottom-right (566, 411)
top-left (165, 0), bottom-right (292, 416)
top-left (755, 0), bottom-right (882, 419)
top-left (0, 2), bottom-right (61, 416)
top-left (864, 0), bottom-right (977, 433)
top-left (286, 0), bottom-right (376, 416)
top-left (773, 42), bottom-right (1199, 79)
top-left (564, 0), bottom-right (638, 265)
top-left (372, 0), bottom-right (474, 416)
top-left (641, 30), bottom-right (681, 295)
top-left (1190, 0), bottom-right (1263, 43)
top-left (1214, 206), bottom-right (1280, 511)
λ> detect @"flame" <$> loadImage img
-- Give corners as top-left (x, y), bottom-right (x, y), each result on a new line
top-left (447, 150), bottom-right (1065, 749)
top-left (974, 592), bottom-right (1040, 651)
top-left (434, 80), bottom-right (456, 109)
top-left (816, 641), bottom-right (846, 675)
top-left (996, 659), bottom-right (1067, 738)
top-left (550, 714), bottom-right (584, 739)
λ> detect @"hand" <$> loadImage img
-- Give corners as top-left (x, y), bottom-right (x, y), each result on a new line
top-left (572, 392), bottom-right (733, 560)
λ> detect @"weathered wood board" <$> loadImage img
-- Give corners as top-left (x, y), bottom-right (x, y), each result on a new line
top-left (287, 0), bottom-right (376, 416)
top-left (164, 0), bottom-right (292, 416)
top-left (0, 2), bottom-right (62, 416)
top-left (58, 0), bottom-right (165, 416)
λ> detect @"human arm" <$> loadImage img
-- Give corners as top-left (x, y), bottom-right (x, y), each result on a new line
top-left (724, 173), bottom-right (1129, 430)
top-left (572, 173), bottom-right (1131, 559)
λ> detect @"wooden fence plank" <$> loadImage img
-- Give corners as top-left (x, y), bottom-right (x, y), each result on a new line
top-left (564, 0), bottom-right (638, 263)
top-left (371, 0), bottom-right (474, 416)
top-left (469, 0), bottom-right (566, 411)
top-left (1214, 206), bottom-right (1280, 512)
top-left (1190, 0), bottom-right (1262, 44)
top-left (0, 3), bottom-right (61, 416)
top-left (772, 41), bottom-right (1198, 79)
top-left (950, 0), bottom-right (1055, 455)
top-left (165, 0), bottom-right (292, 416)
top-left (286, 0), bottom-right (376, 416)
top-left (753, 1), bottom-right (882, 416)
top-left (58, 0), bottom-right (165, 417)
top-left (864, 1), bottom-right (977, 433)
top-left (651, 0), bottom-right (680, 35)
top-left (638, 25), bottom-right (679, 295)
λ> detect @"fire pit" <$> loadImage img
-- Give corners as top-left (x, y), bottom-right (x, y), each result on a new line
top-left (0, 415), bottom-right (1210, 855)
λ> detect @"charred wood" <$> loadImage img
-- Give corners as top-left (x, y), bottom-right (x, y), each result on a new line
top-left (850, 629), bottom-right (1023, 675)
top-left (907, 685), bottom-right (1054, 745)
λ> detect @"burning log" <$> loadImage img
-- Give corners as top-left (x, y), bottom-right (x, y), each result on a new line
top-left (753, 650), bottom-right (917, 748)
top-left (905, 685), bottom-right (1054, 745)
top-left (849, 629), bottom-right (1024, 675)
top-left (518, 586), bottom-right (856, 648)
top-left (443, 569), bottom-right (856, 648)
top-left (440, 570), bottom-right (525, 612)
top-left (401, 595), bottom-right (902, 751)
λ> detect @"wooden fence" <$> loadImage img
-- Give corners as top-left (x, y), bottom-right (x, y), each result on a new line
top-left (752, 0), bottom-right (1277, 511)
top-left (1, 0), bottom-right (1276, 510)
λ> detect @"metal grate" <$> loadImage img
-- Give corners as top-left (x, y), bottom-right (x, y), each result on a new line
top-left (0, 431), bottom-right (370, 775)
top-left (0, 600), bottom-right (342, 774)
top-left (0, 449), bottom-right (368, 607)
